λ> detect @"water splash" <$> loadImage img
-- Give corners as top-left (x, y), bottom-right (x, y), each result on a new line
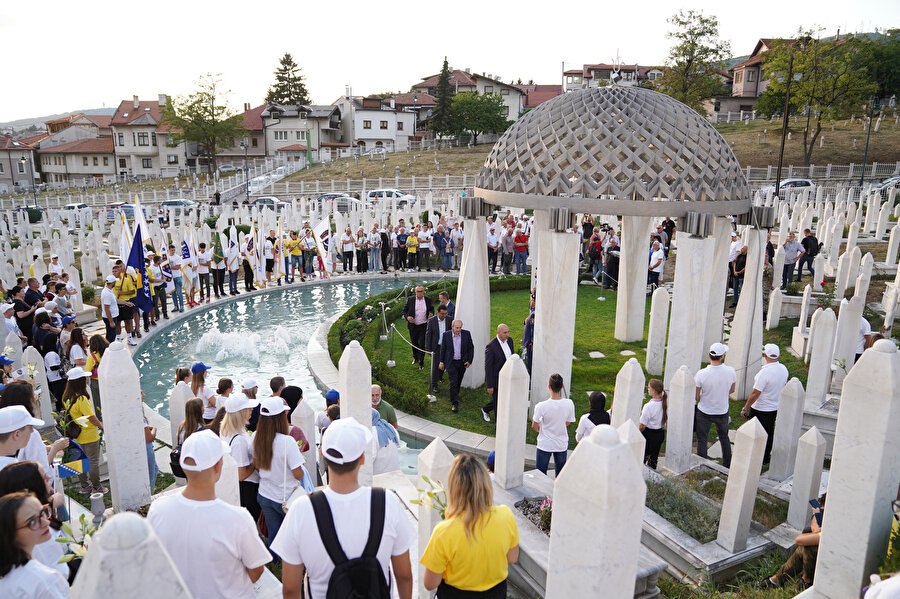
top-left (196, 327), bottom-right (262, 363)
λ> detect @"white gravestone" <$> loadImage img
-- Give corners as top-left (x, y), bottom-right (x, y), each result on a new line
top-left (338, 340), bottom-right (374, 486)
top-left (726, 229), bottom-right (766, 399)
top-left (812, 340), bottom-right (900, 597)
top-left (610, 358), bottom-right (645, 428)
top-left (716, 418), bottom-right (767, 552)
top-left (704, 217), bottom-right (736, 357)
top-left (854, 252), bottom-right (874, 300)
top-left (832, 296), bottom-right (863, 382)
top-left (168, 383), bottom-right (193, 448)
top-left (766, 288), bottom-right (783, 330)
top-left (805, 309), bottom-right (836, 406)
top-left (417, 439), bottom-right (453, 599)
top-left (22, 346), bottom-right (54, 424)
top-left (766, 377), bottom-right (805, 481)
top-left (645, 287), bottom-right (670, 375)
top-left (665, 365), bottom-right (696, 474)
top-left (290, 400), bottom-right (317, 473)
top-left (5, 330), bottom-right (23, 369)
top-left (545, 425), bottom-right (645, 598)
top-left (494, 355), bottom-right (530, 490)
top-left (787, 427), bottom-right (826, 530)
top-left (616, 419), bottom-right (645, 472)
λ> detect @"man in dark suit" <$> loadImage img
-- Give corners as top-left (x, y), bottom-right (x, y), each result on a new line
top-left (425, 304), bottom-right (450, 395)
top-left (483, 323), bottom-right (515, 422)
top-left (438, 291), bottom-right (456, 320)
top-left (402, 285), bottom-right (433, 369)
top-left (439, 319), bottom-right (474, 413)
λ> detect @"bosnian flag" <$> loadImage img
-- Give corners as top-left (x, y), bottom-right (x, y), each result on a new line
top-left (181, 227), bottom-right (198, 296)
top-left (313, 218), bottom-right (333, 277)
top-left (126, 227), bottom-right (153, 314)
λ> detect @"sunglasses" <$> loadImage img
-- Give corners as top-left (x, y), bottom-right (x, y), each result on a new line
top-left (18, 504), bottom-right (52, 531)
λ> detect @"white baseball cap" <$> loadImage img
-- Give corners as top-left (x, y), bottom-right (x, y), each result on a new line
top-left (0, 303), bottom-right (14, 313)
top-left (179, 429), bottom-right (231, 472)
top-left (709, 342), bottom-right (729, 357)
top-left (259, 396), bottom-right (289, 417)
top-left (224, 393), bottom-right (259, 413)
top-left (66, 367), bottom-right (90, 380)
top-left (241, 379), bottom-right (258, 391)
top-left (321, 417), bottom-right (372, 464)
top-left (0, 405), bottom-right (45, 434)
top-left (50, 254), bottom-right (58, 259)
top-left (106, 275), bottom-right (118, 284)
top-left (763, 343), bottom-right (781, 359)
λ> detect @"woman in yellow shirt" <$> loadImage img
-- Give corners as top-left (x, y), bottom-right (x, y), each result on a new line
top-left (405, 233), bottom-right (419, 273)
top-left (62, 367), bottom-right (105, 494)
top-left (421, 454), bottom-right (519, 598)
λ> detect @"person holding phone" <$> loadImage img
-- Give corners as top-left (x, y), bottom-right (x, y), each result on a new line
top-left (760, 493), bottom-right (826, 589)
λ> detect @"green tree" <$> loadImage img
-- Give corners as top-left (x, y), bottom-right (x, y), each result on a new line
top-left (763, 32), bottom-right (878, 164)
top-left (429, 57), bottom-right (454, 138)
top-left (656, 10), bottom-right (731, 113)
top-left (869, 28), bottom-right (900, 97)
top-left (265, 53), bottom-right (310, 106)
top-left (450, 92), bottom-right (511, 145)
top-left (162, 73), bottom-right (247, 175)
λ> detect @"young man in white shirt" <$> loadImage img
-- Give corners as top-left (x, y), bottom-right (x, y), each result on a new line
top-left (340, 227), bottom-right (355, 274)
top-left (167, 244), bottom-right (186, 311)
top-left (196, 242), bottom-right (212, 303)
top-left (274, 417), bottom-right (413, 599)
top-left (694, 342), bottom-right (736, 468)
top-left (741, 343), bottom-right (789, 465)
top-left (531, 373), bottom-right (575, 476)
top-left (100, 275), bottom-right (120, 343)
top-left (148, 430), bottom-right (271, 599)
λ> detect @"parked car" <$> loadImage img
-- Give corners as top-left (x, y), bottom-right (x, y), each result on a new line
top-left (875, 175), bottom-right (900, 199)
top-left (251, 196), bottom-right (286, 209)
top-left (315, 192), bottom-right (361, 213)
top-left (160, 199), bottom-right (197, 208)
top-left (759, 178), bottom-right (816, 196)
top-left (366, 188), bottom-right (415, 208)
top-left (217, 164), bottom-right (238, 174)
top-left (63, 202), bottom-right (89, 212)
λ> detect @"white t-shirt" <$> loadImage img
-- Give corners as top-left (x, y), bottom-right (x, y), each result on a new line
top-left (257, 433), bottom-right (304, 503)
top-left (224, 431), bottom-right (259, 484)
top-left (100, 286), bottom-right (119, 319)
top-left (197, 250), bottom-right (212, 274)
top-left (214, 393), bottom-right (229, 413)
top-left (169, 254), bottom-right (182, 275)
top-left (751, 361), bottom-right (789, 412)
top-left (49, 262), bottom-right (65, 275)
top-left (640, 399), bottom-right (665, 429)
top-left (44, 352), bottom-right (62, 382)
top-left (264, 239), bottom-right (275, 260)
top-left (5, 316), bottom-right (20, 337)
top-left (649, 249), bottom-right (665, 273)
top-left (31, 528), bottom-right (68, 578)
top-left (857, 316), bottom-right (872, 354)
top-left (147, 493), bottom-right (271, 599)
top-left (271, 487), bottom-right (414, 599)
top-left (0, 455), bottom-right (17, 470)
top-left (574, 413), bottom-right (601, 442)
top-left (197, 385), bottom-right (217, 420)
top-left (341, 233), bottom-right (354, 253)
top-left (694, 363), bottom-right (736, 415)
top-left (0, 559), bottom-right (69, 599)
top-left (68, 344), bottom-right (86, 365)
top-left (532, 397), bottom-right (576, 452)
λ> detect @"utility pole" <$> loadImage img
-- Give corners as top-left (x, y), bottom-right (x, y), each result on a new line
top-left (859, 95), bottom-right (880, 186)
top-left (774, 45), bottom-right (796, 201)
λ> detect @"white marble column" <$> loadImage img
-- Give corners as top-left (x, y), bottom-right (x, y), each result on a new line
top-left (616, 419), bottom-right (646, 470)
top-left (495, 355), bottom-right (530, 489)
top-left (766, 377), bottom-right (805, 481)
top-left (703, 217), bottom-right (735, 358)
top-left (812, 340), bottom-right (900, 597)
top-left (531, 229), bottom-right (581, 402)
top-left (23, 346), bottom-right (54, 424)
top-left (168, 384), bottom-right (193, 448)
top-left (615, 215), bottom-right (652, 342)
top-left (645, 287), bottom-right (670, 375)
top-left (455, 218), bottom-right (489, 388)
top-left (664, 365), bottom-right (696, 474)
top-left (726, 228), bottom-right (766, 399)
top-left (665, 234), bottom-right (716, 388)
top-left (338, 340), bottom-right (373, 486)
top-left (417, 439), bottom-right (454, 599)
top-left (716, 418), bottom-right (767, 552)
top-left (787, 427), bottom-right (826, 530)
top-left (291, 400), bottom-right (317, 474)
top-left (610, 358), bottom-right (645, 428)
top-left (98, 341), bottom-right (151, 510)
top-left (546, 425), bottom-right (645, 598)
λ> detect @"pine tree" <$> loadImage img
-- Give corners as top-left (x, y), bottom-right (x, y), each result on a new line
top-left (429, 57), bottom-right (454, 138)
top-left (265, 53), bottom-right (310, 106)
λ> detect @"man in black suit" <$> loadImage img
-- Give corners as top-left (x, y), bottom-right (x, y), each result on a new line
top-left (425, 304), bottom-right (450, 395)
top-left (483, 323), bottom-right (515, 422)
top-left (402, 285), bottom-right (433, 369)
top-left (439, 319), bottom-right (474, 413)
top-left (438, 291), bottom-right (455, 320)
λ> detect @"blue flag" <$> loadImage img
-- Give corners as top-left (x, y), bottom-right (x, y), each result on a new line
top-left (127, 227), bottom-right (154, 314)
top-left (57, 440), bottom-right (90, 478)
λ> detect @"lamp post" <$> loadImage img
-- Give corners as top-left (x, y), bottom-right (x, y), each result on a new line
top-left (19, 155), bottom-right (37, 207)
top-left (240, 137), bottom-right (249, 200)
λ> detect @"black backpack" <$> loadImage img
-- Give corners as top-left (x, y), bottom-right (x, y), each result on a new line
top-left (310, 487), bottom-right (390, 599)
top-left (588, 242), bottom-right (601, 260)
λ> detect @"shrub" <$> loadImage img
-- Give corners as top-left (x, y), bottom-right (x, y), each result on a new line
top-left (340, 319), bottom-right (368, 347)
top-left (235, 224), bottom-right (251, 236)
top-left (419, 210), bottom-right (440, 224)
top-left (26, 208), bottom-right (42, 223)
top-left (784, 281), bottom-right (802, 296)
top-left (646, 477), bottom-right (720, 543)
top-left (80, 285), bottom-right (96, 304)
top-left (205, 216), bottom-right (220, 229)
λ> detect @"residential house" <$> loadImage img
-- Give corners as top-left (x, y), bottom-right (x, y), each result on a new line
top-left (260, 103), bottom-right (346, 166)
top-left (216, 103), bottom-right (267, 167)
top-left (720, 38), bottom-right (795, 115)
top-left (389, 93), bottom-right (436, 141)
top-left (110, 95), bottom-right (193, 179)
top-left (517, 84), bottom-right (563, 110)
top-left (410, 69), bottom-right (524, 120)
top-left (563, 63), bottom-right (663, 92)
top-left (0, 136), bottom-right (38, 195)
top-left (37, 136), bottom-right (116, 188)
top-left (332, 96), bottom-right (415, 153)
top-left (36, 113), bottom-right (112, 152)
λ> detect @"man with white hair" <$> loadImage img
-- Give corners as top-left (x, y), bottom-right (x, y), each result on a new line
top-left (648, 240), bottom-right (665, 290)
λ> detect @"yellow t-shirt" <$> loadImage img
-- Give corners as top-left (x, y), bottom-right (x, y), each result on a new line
top-left (67, 395), bottom-right (100, 444)
top-left (286, 238), bottom-right (303, 256)
top-left (406, 236), bottom-right (419, 254)
top-left (115, 274), bottom-right (137, 301)
top-left (420, 505), bottom-right (519, 592)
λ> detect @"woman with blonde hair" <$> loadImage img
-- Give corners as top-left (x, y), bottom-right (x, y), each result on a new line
top-left (421, 454), bottom-right (519, 598)
top-left (219, 393), bottom-right (261, 522)
top-left (189, 362), bottom-right (215, 424)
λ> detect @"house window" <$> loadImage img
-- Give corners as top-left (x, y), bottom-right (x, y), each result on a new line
top-left (151, 132), bottom-right (157, 146)
top-left (83, 157), bottom-right (89, 166)
top-left (484, 85), bottom-right (494, 93)
top-left (142, 158), bottom-right (152, 168)
top-left (167, 155), bottom-right (178, 164)
top-left (0, 162), bottom-right (4, 173)
top-left (380, 121), bottom-right (388, 129)
top-left (274, 131), bottom-right (287, 141)
top-left (747, 70), bottom-right (756, 83)
top-left (103, 157), bottom-right (109, 166)
top-left (251, 138), bottom-right (258, 147)
top-left (503, 106), bottom-right (509, 116)
top-left (117, 132), bottom-right (124, 146)
top-left (17, 161), bottom-right (24, 173)
top-left (119, 158), bottom-right (126, 168)
top-left (501, 89), bottom-right (509, 95)
top-left (363, 120), bottom-right (372, 129)
top-left (93, 157), bottom-right (99, 166)
top-left (397, 121), bottom-right (404, 131)
top-left (137, 132), bottom-right (150, 146)
top-left (735, 71), bottom-right (743, 84)
top-left (296, 131), bottom-right (306, 140)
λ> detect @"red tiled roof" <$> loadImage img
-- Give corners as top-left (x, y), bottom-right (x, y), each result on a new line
top-left (37, 137), bottom-right (114, 154)
top-left (18, 133), bottom-right (49, 147)
top-left (111, 99), bottom-right (164, 125)
top-left (563, 69), bottom-right (583, 76)
top-left (277, 144), bottom-right (316, 152)
top-left (86, 114), bottom-right (113, 128)
top-left (243, 104), bottom-right (266, 131)
top-left (415, 69), bottom-right (477, 88)
top-left (732, 54), bottom-right (765, 70)
top-left (0, 136), bottom-right (35, 151)
top-left (392, 93), bottom-right (436, 106)
top-left (44, 116), bottom-right (73, 126)
top-left (522, 85), bottom-right (563, 108)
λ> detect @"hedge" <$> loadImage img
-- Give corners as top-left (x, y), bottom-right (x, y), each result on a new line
top-left (328, 275), bottom-right (532, 415)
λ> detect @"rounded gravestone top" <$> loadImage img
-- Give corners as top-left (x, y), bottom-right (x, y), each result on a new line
top-left (589, 424), bottom-right (620, 447)
top-left (100, 512), bottom-right (150, 551)
top-left (476, 87), bottom-right (750, 217)
top-left (873, 338), bottom-right (897, 353)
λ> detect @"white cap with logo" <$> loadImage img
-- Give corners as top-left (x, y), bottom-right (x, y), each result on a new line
top-left (179, 429), bottom-right (231, 472)
top-left (709, 342), bottom-right (729, 357)
top-left (0, 405), bottom-right (45, 434)
top-left (225, 393), bottom-right (259, 414)
top-left (763, 343), bottom-right (781, 359)
top-left (321, 417), bottom-right (372, 464)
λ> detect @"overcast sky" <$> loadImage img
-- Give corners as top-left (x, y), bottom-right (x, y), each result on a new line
top-left (1, 0), bottom-right (896, 123)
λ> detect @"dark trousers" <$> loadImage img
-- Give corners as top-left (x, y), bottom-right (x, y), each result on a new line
top-left (781, 262), bottom-right (796, 289)
top-left (228, 270), bottom-right (239, 294)
top-left (49, 379), bottom-right (66, 412)
top-left (239, 480), bottom-right (261, 523)
top-left (695, 409), bottom-right (732, 468)
top-left (750, 407), bottom-right (777, 464)
top-left (648, 270), bottom-right (660, 287)
top-left (535, 448), bottom-right (567, 475)
top-left (356, 250), bottom-right (367, 272)
top-left (419, 249), bottom-right (431, 271)
top-left (199, 273), bottom-right (211, 298)
top-left (381, 248), bottom-right (390, 271)
top-left (343, 251), bottom-right (353, 273)
top-left (448, 359), bottom-right (465, 406)
top-left (213, 269), bottom-right (226, 296)
top-left (398, 248), bottom-right (407, 269)
top-left (152, 286), bottom-right (167, 318)
top-left (796, 254), bottom-right (815, 280)
top-left (408, 323), bottom-right (427, 366)
top-left (501, 251), bottom-right (512, 274)
top-left (482, 386), bottom-right (498, 414)
top-left (437, 580), bottom-right (507, 599)
top-left (243, 260), bottom-right (254, 290)
top-left (430, 346), bottom-right (444, 391)
top-left (773, 544), bottom-right (818, 584)
top-left (103, 316), bottom-right (117, 342)
top-left (642, 427), bottom-right (665, 469)
top-left (488, 247), bottom-right (498, 272)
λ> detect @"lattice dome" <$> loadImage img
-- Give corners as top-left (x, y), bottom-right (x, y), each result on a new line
top-left (476, 87), bottom-right (751, 216)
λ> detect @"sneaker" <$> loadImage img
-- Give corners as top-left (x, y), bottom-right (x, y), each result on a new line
top-left (135, 330), bottom-right (142, 338)
top-left (206, 298), bottom-right (210, 303)
top-left (92, 485), bottom-right (109, 494)
top-left (482, 409), bottom-right (491, 422)
top-left (428, 395), bottom-right (438, 403)
top-left (78, 485), bottom-right (92, 494)
top-left (451, 405), bottom-right (458, 413)
top-left (127, 337), bottom-right (137, 346)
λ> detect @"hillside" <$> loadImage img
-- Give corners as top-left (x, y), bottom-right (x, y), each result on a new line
top-left (0, 108), bottom-right (115, 133)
